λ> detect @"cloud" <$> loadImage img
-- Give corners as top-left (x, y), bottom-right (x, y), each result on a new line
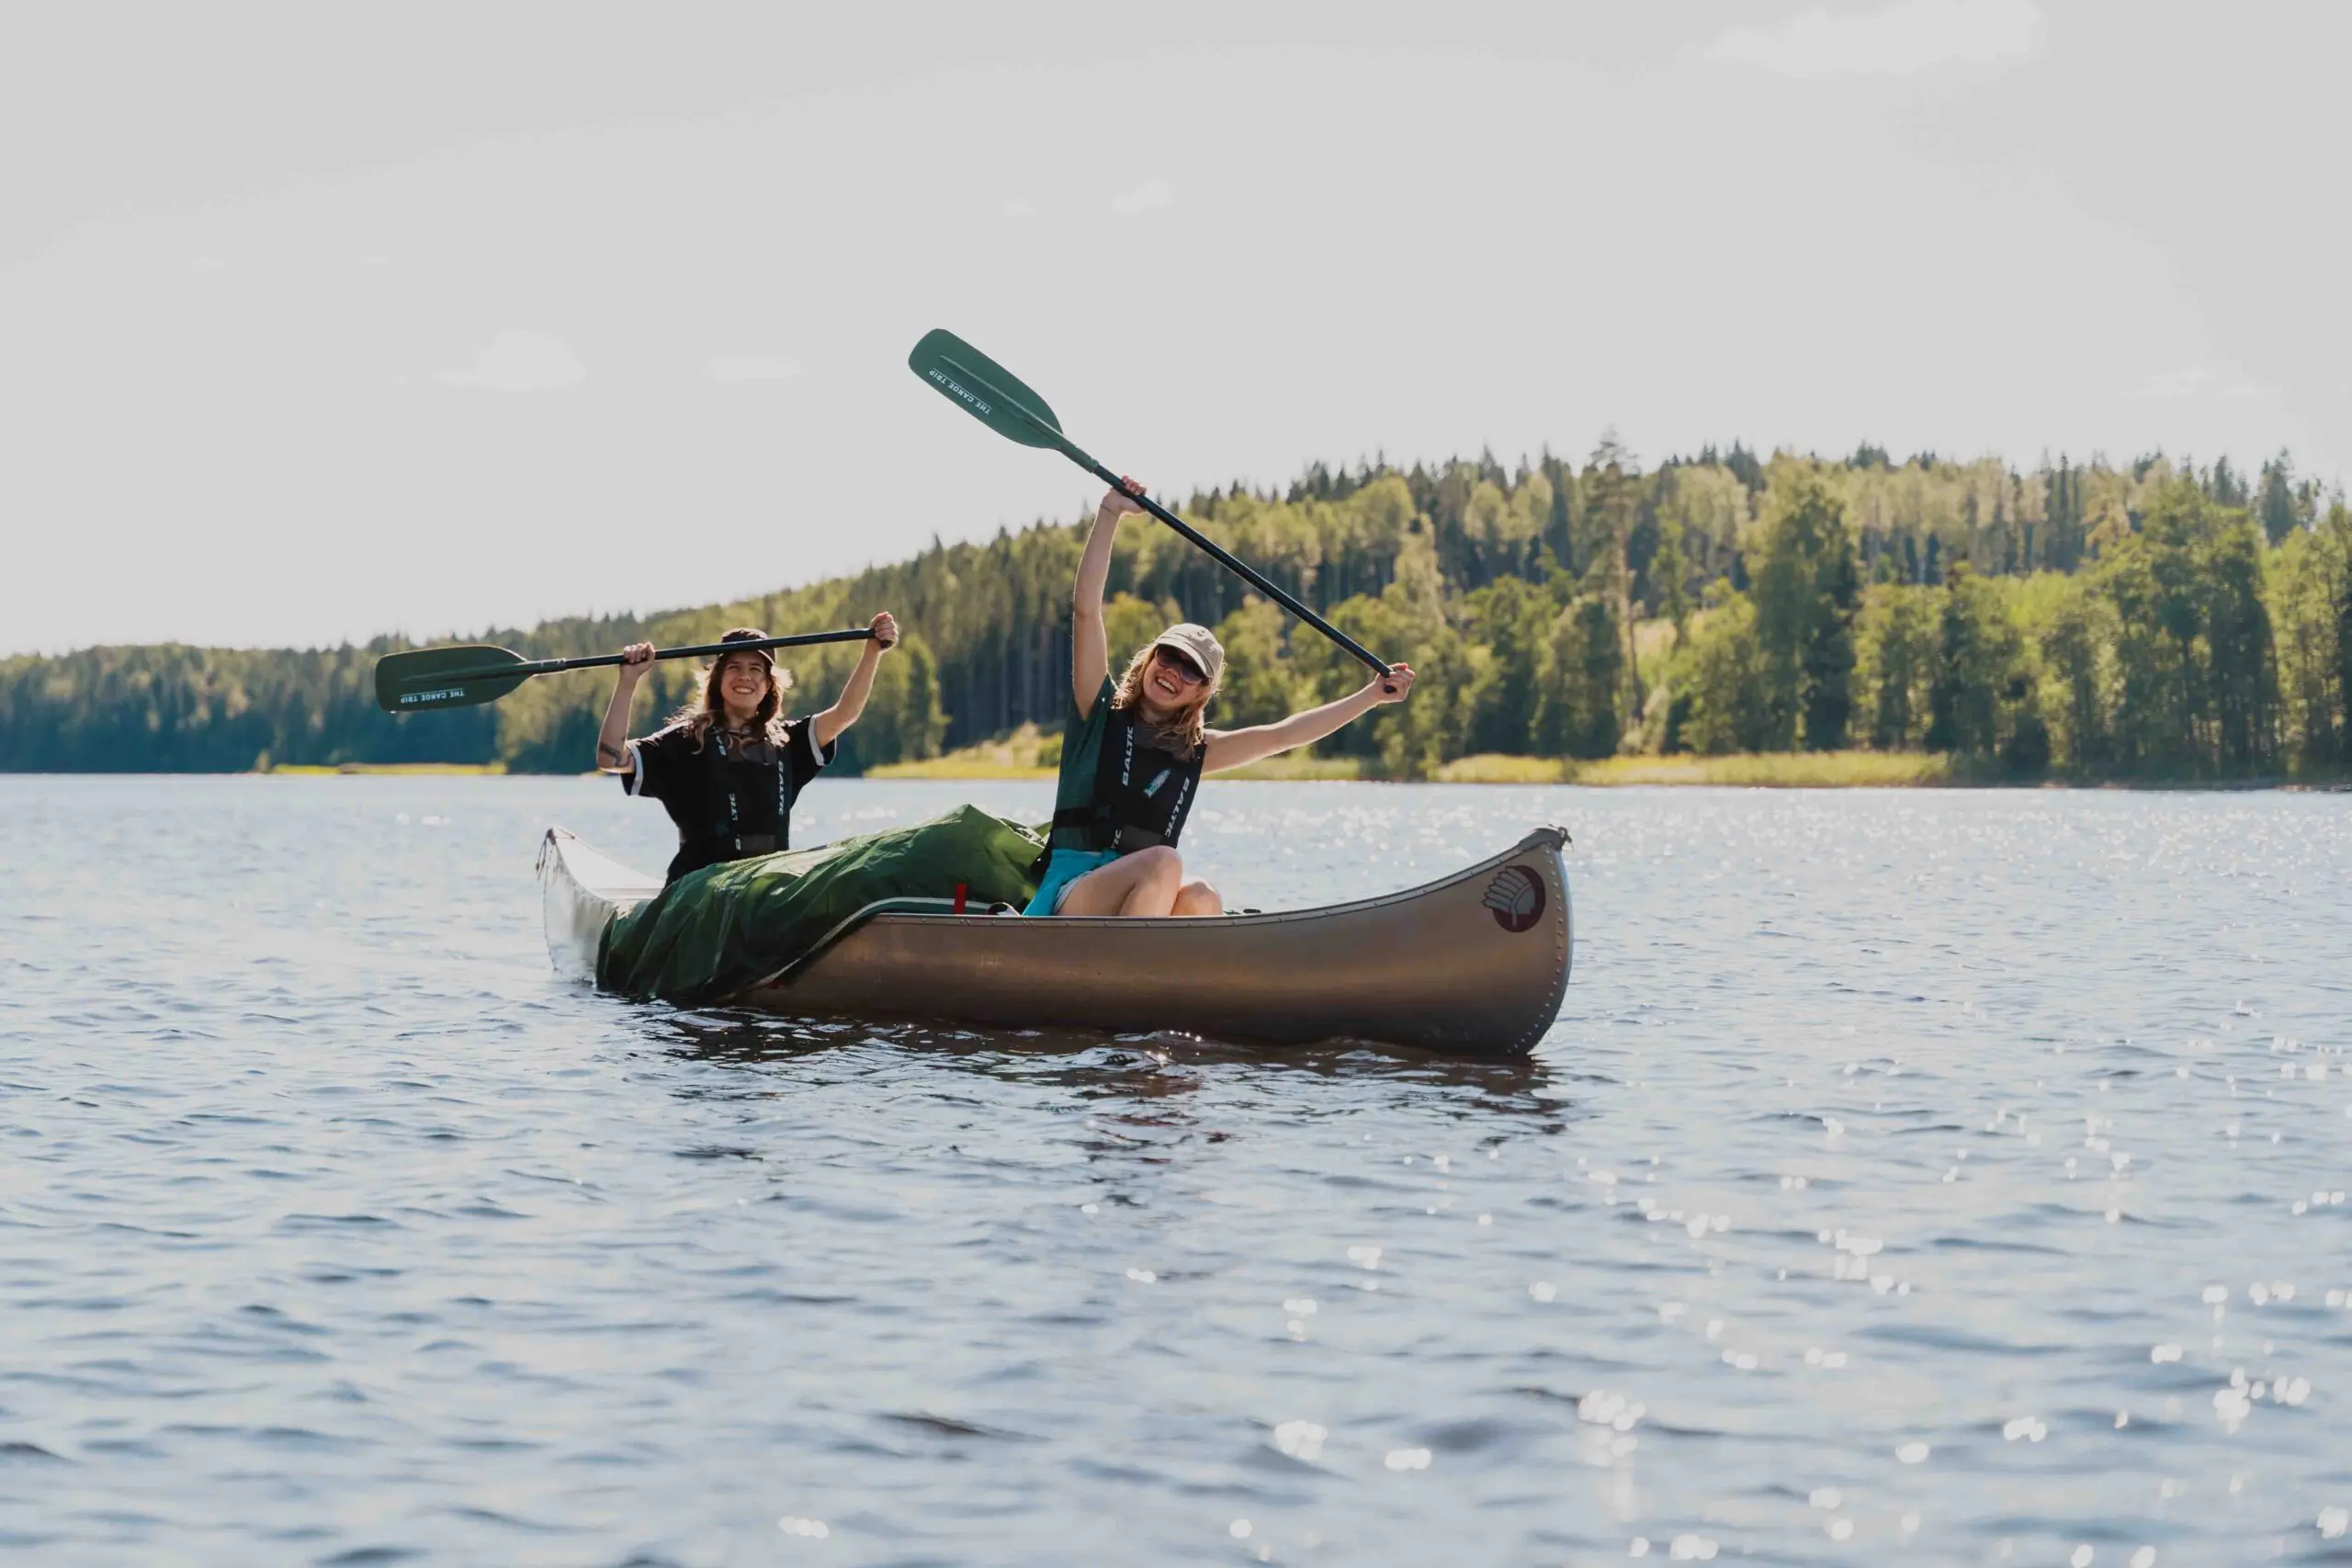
top-left (435, 331), bottom-right (585, 393)
top-left (707, 355), bottom-right (803, 383)
top-left (1110, 178), bottom-right (1174, 216)
top-left (1710, 0), bottom-right (2043, 76)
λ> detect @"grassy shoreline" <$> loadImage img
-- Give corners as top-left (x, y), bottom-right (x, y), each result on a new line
top-left (874, 750), bottom-right (1949, 786)
top-left (267, 761), bottom-right (507, 777)
top-left (247, 750), bottom-right (2348, 790)
top-left (1441, 751), bottom-right (1957, 786)
top-left (869, 739), bottom-right (2351, 789)
top-left (869, 725), bottom-right (1056, 781)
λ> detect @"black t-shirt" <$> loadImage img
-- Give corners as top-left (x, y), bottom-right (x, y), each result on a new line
top-left (623, 717), bottom-right (835, 883)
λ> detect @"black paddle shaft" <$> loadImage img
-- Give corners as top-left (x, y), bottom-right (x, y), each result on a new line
top-left (420, 628), bottom-right (877, 687)
top-left (1089, 467), bottom-right (1393, 682)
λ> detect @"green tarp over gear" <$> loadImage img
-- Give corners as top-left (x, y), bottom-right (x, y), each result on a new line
top-left (597, 805), bottom-right (1044, 1005)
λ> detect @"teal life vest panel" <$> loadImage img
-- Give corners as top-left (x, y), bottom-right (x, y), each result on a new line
top-left (1049, 701), bottom-right (1204, 855)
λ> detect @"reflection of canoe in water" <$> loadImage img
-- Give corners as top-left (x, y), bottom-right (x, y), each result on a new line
top-left (541, 827), bottom-right (1571, 1058)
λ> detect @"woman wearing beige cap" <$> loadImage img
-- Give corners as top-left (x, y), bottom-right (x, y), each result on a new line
top-left (1026, 481), bottom-right (1414, 918)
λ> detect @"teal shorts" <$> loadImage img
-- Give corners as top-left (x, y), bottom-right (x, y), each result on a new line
top-left (1022, 846), bottom-right (1119, 917)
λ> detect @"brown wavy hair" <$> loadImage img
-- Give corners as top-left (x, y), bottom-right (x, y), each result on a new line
top-left (1110, 644), bottom-right (1216, 751)
top-left (669, 654), bottom-right (797, 751)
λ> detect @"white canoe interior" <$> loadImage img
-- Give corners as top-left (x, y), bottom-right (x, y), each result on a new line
top-left (537, 830), bottom-right (662, 983)
top-left (539, 826), bottom-right (1572, 1056)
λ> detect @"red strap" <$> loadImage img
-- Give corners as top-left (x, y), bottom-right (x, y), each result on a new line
top-left (952, 882), bottom-right (967, 914)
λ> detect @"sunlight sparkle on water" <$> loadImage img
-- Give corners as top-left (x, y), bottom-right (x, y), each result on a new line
top-left (9, 779), bottom-right (2351, 1562)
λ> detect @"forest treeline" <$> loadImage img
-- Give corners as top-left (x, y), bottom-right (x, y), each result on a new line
top-left (5, 442), bottom-right (2348, 780)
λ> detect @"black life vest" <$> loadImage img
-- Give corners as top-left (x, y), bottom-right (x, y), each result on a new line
top-left (1050, 704), bottom-right (1205, 856)
top-left (670, 728), bottom-right (792, 881)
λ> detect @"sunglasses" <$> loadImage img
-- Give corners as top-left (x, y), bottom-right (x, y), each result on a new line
top-left (1151, 645), bottom-right (1208, 685)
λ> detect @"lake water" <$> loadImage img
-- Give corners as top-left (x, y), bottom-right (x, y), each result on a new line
top-left (5, 775), bottom-right (2350, 1566)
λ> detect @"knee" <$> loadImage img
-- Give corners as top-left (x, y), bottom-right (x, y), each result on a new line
top-left (1173, 879), bottom-right (1222, 917)
top-left (1131, 845), bottom-right (1183, 886)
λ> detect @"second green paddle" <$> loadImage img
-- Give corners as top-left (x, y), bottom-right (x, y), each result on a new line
top-left (373, 628), bottom-right (878, 714)
top-left (907, 328), bottom-right (1393, 682)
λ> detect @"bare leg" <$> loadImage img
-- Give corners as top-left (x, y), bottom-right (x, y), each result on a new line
top-left (1170, 879), bottom-right (1223, 917)
top-left (1057, 846), bottom-right (1184, 917)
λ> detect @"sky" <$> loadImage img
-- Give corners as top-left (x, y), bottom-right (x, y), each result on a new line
top-left (3, 0), bottom-right (2346, 656)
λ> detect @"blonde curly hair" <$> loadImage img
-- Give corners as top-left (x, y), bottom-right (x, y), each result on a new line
top-left (1110, 643), bottom-right (1216, 751)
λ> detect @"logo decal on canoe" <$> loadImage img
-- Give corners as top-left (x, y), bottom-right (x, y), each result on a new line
top-left (1483, 865), bottom-right (1545, 932)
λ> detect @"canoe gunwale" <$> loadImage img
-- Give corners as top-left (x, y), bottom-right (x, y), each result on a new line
top-left (737, 896), bottom-right (962, 992)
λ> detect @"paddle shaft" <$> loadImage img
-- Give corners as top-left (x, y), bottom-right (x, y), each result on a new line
top-left (1080, 460), bottom-right (1391, 681)
top-left (414, 628), bottom-right (876, 688)
top-left (932, 349), bottom-right (1392, 680)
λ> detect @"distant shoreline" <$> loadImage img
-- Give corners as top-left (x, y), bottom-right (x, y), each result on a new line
top-left (0, 755), bottom-right (2336, 790)
top-left (865, 748), bottom-right (2351, 790)
top-left (266, 762), bottom-right (508, 777)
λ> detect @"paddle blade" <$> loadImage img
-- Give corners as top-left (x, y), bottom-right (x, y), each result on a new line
top-left (908, 329), bottom-right (1069, 452)
top-left (373, 645), bottom-right (534, 713)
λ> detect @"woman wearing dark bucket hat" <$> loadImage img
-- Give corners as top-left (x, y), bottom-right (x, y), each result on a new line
top-left (595, 613), bottom-right (898, 885)
top-left (1026, 480), bottom-right (1415, 919)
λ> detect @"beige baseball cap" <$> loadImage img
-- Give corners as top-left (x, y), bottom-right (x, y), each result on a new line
top-left (1150, 623), bottom-right (1225, 686)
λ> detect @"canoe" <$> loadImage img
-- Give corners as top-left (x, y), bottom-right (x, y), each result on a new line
top-left (540, 826), bottom-right (1572, 1057)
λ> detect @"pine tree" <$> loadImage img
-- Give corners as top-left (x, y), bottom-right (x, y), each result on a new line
top-left (1750, 468), bottom-right (1860, 751)
top-left (2257, 451), bottom-right (2299, 544)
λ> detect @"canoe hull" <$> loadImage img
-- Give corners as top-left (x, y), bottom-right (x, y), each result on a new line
top-left (539, 826), bottom-right (1572, 1058)
top-left (742, 829), bottom-right (1570, 1056)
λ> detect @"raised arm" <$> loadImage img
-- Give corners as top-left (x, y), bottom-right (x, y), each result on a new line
top-left (1202, 664), bottom-right (1417, 773)
top-left (811, 614), bottom-right (899, 750)
top-left (1072, 479), bottom-right (1145, 720)
top-left (595, 642), bottom-right (656, 773)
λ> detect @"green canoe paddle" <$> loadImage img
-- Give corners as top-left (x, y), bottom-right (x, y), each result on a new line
top-left (373, 628), bottom-right (877, 714)
top-left (907, 328), bottom-right (1393, 680)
